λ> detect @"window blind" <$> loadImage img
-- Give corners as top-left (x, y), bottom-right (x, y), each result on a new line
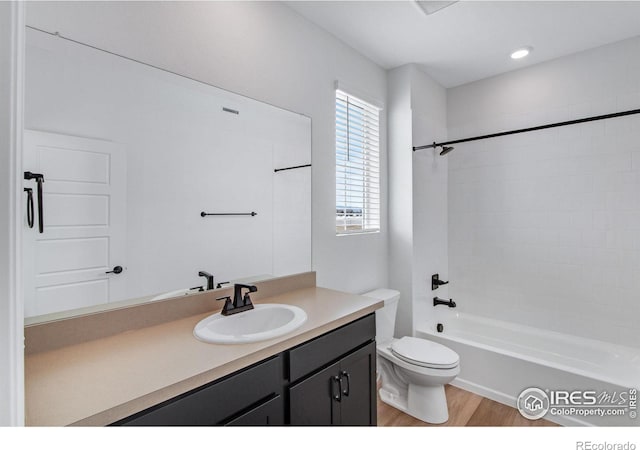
top-left (336, 89), bottom-right (380, 234)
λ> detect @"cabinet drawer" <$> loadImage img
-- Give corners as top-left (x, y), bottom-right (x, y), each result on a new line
top-left (288, 314), bottom-right (375, 383)
top-left (115, 355), bottom-right (283, 426)
top-left (225, 395), bottom-right (284, 426)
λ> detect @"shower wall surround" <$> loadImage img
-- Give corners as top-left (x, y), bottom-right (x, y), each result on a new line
top-left (447, 36), bottom-right (640, 346)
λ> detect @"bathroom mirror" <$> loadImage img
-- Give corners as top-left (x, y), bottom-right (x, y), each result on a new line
top-left (22, 28), bottom-right (312, 321)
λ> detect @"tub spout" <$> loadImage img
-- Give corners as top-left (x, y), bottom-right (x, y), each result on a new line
top-left (433, 297), bottom-right (456, 308)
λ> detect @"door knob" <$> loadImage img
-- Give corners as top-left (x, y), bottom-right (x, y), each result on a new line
top-left (105, 265), bottom-right (123, 274)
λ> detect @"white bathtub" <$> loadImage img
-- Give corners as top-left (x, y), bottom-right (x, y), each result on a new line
top-left (416, 312), bottom-right (640, 426)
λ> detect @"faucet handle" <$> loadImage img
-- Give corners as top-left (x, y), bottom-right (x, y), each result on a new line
top-left (431, 274), bottom-right (449, 290)
top-left (216, 296), bottom-right (234, 315)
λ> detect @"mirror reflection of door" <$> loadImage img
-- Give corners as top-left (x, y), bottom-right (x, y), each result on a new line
top-left (23, 130), bottom-right (126, 317)
top-left (24, 28), bottom-right (312, 321)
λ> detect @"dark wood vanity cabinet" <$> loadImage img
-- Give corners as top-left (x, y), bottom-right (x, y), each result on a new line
top-left (114, 354), bottom-right (285, 426)
top-left (289, 342), bottom-right (376, 425)
top-left (288, 314), bottom-right (377, 426)
top-left (226, 395), bottom-right (284, 426)
top-left (113, 313), bottom-right (376, 426)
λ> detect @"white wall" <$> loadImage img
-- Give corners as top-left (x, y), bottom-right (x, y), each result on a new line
top-left (26, 1), bottom-right (389, 294)
top-left (387, 64), bottom-right (447, 337)
top-left (447, 36), bottom-right (640, 346)
top-left (387, 65), bottom-right (413, 336)
top-left (0, 1), bottom-right (24, 426)
top-left (410, 68), bottom-right (448, 332)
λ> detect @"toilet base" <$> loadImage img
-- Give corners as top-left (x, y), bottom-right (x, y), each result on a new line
top-left (376, 339), bottom-right (458, 425)
top-left (408, 384), bottom-right (449, 424)
top-left (379, 384), bottom-right (449, 424)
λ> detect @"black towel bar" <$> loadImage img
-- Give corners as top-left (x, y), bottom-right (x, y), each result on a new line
top-left (274, 164), bottom-right (311, 173)
top-left (200, 211), bottom-right (257, 217)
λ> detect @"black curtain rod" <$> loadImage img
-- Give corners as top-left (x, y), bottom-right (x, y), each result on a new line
top-left (413, 107), bottom-right (640, 152)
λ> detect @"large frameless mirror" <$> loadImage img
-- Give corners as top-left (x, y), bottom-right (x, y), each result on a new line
top-left (23, 28), bottom-right (312, 323)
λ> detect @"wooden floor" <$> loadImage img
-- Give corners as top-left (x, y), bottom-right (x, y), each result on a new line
top-left (377, 384), bottom-right (558, 427)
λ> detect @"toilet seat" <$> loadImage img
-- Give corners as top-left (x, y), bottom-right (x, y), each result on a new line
top-left (391, 336), bottom-right (459, 369)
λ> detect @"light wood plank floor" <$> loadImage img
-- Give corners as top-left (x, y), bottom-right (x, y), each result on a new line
top-left (378, 384), bottom-right (558, 427)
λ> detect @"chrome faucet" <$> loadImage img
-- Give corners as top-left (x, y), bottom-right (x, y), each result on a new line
top-left (198, 271), bottom-right (215, 291)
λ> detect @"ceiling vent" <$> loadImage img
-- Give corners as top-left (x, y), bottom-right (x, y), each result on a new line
top-left (414, 1), bottom-right (458, 16)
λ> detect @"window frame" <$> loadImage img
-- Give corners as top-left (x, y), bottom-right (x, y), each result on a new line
top-left (335, 88), bottom-right (381, 236)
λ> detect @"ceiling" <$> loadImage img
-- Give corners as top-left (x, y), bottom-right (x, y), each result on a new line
top-left (286, 1), bottom-right (640, 88)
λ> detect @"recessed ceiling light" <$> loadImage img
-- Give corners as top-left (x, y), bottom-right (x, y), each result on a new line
top-left (510, 47), bottom-right (532, 60)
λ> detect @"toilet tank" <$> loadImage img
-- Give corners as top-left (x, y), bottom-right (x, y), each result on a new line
top-left (362, 289), bottom-right (400, 344)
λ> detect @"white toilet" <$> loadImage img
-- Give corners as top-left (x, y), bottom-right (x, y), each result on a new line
top-left (364, 288), bottom-right (460, 424)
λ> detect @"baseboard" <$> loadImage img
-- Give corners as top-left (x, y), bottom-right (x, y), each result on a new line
top-left (450, 377), bottom-right (593, 427)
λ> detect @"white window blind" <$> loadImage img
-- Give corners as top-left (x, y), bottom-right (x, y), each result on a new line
top-left (336, 89), bottom-right (380, 234)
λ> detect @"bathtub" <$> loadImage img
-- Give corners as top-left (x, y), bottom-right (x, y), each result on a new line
top-left (416, 311), bottom-right (640, 426)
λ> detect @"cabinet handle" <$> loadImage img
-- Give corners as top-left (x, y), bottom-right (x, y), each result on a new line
top-left (331, 375), bottom-right (342, 402)
top-left (340, 371), bottom-right (350, 397)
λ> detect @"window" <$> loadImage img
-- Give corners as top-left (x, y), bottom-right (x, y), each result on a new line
top-left (335, 90), bottom-right (380, 235)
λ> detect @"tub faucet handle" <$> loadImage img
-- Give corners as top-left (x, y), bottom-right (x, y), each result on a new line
top-left (432, 274), bottom-right (449, 290)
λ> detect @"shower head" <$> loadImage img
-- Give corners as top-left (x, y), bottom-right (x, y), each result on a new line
top-left (439, 145), bottom-right (455, 156)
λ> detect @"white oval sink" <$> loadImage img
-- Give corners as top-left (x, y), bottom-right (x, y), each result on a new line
top-left (193, 304), bottom-right (307, 344)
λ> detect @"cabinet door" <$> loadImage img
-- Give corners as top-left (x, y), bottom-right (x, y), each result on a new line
top-left (226, 395), bottom-right (284, 426)
top-left (288, 314), bottom-right (375, 383)
top-left (339, 342), bottom-right (377, 426)
top-left (289, 361), bottom-right (341, 425)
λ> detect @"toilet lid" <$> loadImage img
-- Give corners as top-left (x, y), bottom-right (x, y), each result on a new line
top-left (391, 337), bottom-right (459, 369)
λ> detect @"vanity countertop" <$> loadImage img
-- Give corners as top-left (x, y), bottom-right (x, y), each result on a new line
top-left (25, 287), bottom-right (383, 426)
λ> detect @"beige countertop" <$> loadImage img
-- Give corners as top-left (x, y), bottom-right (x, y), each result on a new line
top-left (25, 287), bottom-right (382, 426)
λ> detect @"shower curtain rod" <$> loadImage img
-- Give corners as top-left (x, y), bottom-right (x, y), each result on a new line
top-left (413, 107), bottom-right (640, 154)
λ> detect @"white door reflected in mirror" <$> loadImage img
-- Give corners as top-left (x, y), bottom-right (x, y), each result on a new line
top-left (23, 131), bottom-right (127, 317)
top-left (23, 28), bottom-right (311, 321)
